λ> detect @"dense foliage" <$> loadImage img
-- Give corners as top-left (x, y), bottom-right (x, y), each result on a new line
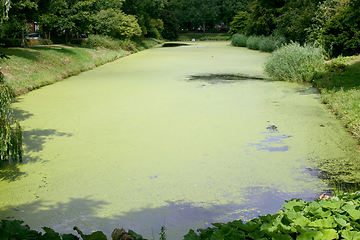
top-left (184, 192), bottom-right (360, 239)
top-left (229, 0), bottom-right (360, 57)
top-left (0, 69), bottom-right (22, 163)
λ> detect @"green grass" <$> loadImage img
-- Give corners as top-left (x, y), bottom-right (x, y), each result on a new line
top-left (313, 55), bottom-right (360, 139)
top-left (0, 38), bottom-right (161, 96)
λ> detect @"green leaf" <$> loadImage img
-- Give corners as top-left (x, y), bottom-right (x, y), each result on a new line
top-left (320, 200), bottom-right (342, 210)
top-left (183, 229), bottom-right (200, 240)
top-left (293, 216), bottom-right (311, 228)
top-left (283, 199), bottom-right (307, 212)
top-left (308, 218), bottom-right (336, 229)
top-left (236, 220), bottom-right (261, 233)
top-left (42, 227), bottom-right (61, 240)
top-left (73, 227), bottom-right (107, 240)
top-left (321, 229), bottom-right (339, 239)
top-left (341, 230), bottom-right (360, 240)
top-left (334, 217), bottom-right (349, 228)
top-left (247, 230), bottom-right (264, 239)
top-left (128, 229), bottom-right (145, 240)
top-left (61, 233), bottom-right (80, 240)
top-left (285, 211), bottom-right (302, 220)
top-left (271, 233), bottom-right (292, 240)
top-left (297, 230), bottom-right (323, 240)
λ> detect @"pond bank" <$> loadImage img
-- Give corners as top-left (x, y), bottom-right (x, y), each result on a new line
top-left (0, 38), bottom-right (161, 96)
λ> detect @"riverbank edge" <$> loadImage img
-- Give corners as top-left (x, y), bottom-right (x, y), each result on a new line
top-left (0, 38), bottom-right (163, 97)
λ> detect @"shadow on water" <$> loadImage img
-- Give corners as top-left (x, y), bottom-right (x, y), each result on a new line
top-left (187, 74), bottom-right (266, 84)
top-left (0, 163), bottom-right (26, 182)
top-left (162, 43), bottom-right (190, 48)
top-left (0, 101), bottom-right (73, 182)
top-left (0, 186), bottom-right (316, 239)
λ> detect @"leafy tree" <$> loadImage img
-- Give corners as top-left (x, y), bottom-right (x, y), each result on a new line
top-left (122, 0), bottom-right (167, 37)
top-left (5, 0), bottom-right (38, 47)
top-left (161, 0), bottom-right (183, 40)
top-left (246, 0), bottom-right (286, 36)
top-left (93, 9), bottom-right (141, 39)
top-left (182, 0), bottom-right (220, 35)
top-left (218, 0), bottom-right (254, 26)
top-left (306, 0), bottom-right (348, 44)
top-left (229, 11), bottom-right (249, 35)
top-left (322, 2), bottom-right (360, 57)
top-left (276, 0), bottom-right (320, 43)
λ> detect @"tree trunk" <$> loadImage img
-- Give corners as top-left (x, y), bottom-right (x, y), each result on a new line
top-left (65, 29), bottom-right (68, 45)
top-left (21, 29), bottom-right (25, 48)
top-left (203, 23), bottom-right (205, 37)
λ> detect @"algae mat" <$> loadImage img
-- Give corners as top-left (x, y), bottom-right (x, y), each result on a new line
top-left (0, 42), bottom-right (359, 239)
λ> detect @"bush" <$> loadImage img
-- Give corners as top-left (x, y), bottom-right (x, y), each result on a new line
top-left (264, 42), bottom-right (325, 82)
top-left (81, 35), bottom-right (120, 50)
top-left (231, 33), bottom-right (248, 47)
top-left (26, 39), bottom-right (53, 46)
top-left (0, 38), bottom-right (22, 47)
top-left (259, 33), bottom-right (286, 52)
top-left (246, 35), bottom-right (264, 50)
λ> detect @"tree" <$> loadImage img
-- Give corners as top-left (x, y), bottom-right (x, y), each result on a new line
top-left (93, 9), bottom-right (141, 39)
top-left (229, 11), bottom-right (249, 35)
top-left (321, 1), bottom-right (360, 57)
top-left (6, 0), bottom-right (38, 47)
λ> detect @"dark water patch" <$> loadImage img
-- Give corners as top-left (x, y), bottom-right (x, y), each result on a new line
top-left (187, 74), bottom-right (265, 84)
top-left (162, 43), bottom-right (190, 48)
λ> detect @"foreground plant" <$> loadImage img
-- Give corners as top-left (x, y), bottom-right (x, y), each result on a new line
top-left (264, 42), bottom-right (325, 82)
top-left (0, 70), bottom-right (22, 163)
top-left (184, 191), bottom-right (360, 239)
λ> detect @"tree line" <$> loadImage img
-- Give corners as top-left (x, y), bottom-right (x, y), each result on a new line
top-left (230, 0), bottom-right (360, 57)
top-left (0, 0), bottom-right (254, 43)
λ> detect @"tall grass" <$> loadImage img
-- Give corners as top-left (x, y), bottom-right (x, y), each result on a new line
top-left (264, 42), bottom-right (325, 82)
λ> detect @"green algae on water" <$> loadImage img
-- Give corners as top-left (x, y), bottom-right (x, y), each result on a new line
top-left (0, 42), bottom-right (359, 239)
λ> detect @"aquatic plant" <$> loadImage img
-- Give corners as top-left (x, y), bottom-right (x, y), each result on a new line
top-left (231, 33), bottom-right (248, 47)
top-left (0, 70), bottom-right (22, 163)
top-left (4, 192), bottom-right (360, 239)
top-left (264, 42), bottom-right (325, 82)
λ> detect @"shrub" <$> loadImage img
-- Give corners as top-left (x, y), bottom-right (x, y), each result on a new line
top-left (258, 33), bottom-right (286, 52)
top-left (81, 34), bottom-right (120, 50)
top-left (0, 38), bottom-right (22, 47)
top-left (264, 42), bottom-right (325, 82)
top-left (246, 35), bottom-right (264, 50)
top-left (231, 33), bottom-right (248, 47)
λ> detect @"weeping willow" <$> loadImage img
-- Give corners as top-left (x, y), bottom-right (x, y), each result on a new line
top-left (0, 71), bottom-right (22, 163)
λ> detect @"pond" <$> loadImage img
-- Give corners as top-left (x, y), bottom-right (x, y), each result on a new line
top-left (0, 41), bottom-right (359, 239)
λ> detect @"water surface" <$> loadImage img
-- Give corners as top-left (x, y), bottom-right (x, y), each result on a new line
top-left (0, 42), bottom-right (358, 239)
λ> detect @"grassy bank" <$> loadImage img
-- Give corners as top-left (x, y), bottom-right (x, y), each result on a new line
top-left (313, 55), bottom-right (360, 140)
top-left (0, 38), bottom-right (161, 96)
top-left (178, 33), bottom-right (230, 41)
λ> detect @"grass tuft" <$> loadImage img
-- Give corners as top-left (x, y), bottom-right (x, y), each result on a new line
top-left (264, 42), bottom-right (325, 82)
